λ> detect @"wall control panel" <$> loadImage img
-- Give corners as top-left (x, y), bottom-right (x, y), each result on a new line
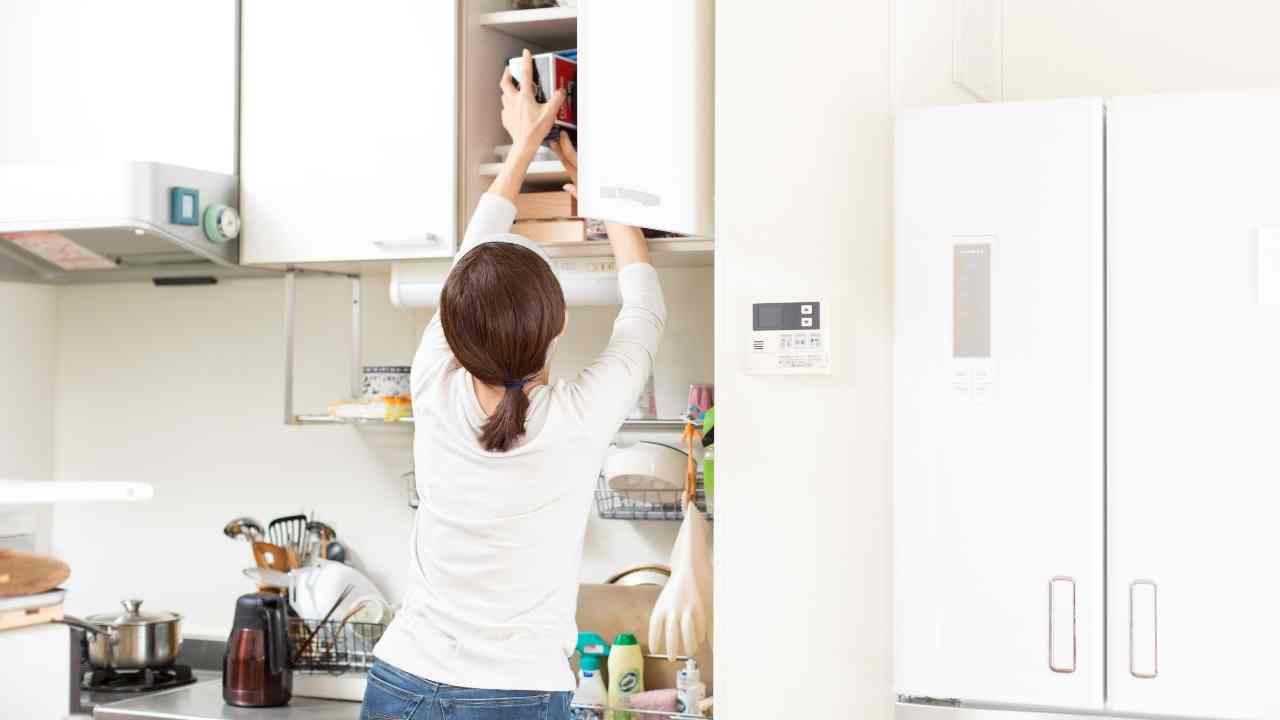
top-left (747, 299), bottom-right (832, 375)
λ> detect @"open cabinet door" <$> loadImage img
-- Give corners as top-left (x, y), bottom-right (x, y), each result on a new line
top-left (577, 0), bottom-right (713, 237)
top-left (895, 98), bottom-right (1105, 709)
top-left (1106, 92), bottom-right (1280, 720)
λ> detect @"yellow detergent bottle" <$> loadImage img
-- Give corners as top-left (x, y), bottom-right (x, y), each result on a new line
top-left (606, 633), bottom-right (644, 720)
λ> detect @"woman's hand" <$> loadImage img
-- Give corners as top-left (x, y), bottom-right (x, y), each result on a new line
top-left (488, 50), bottom-right (565, 202)
top-left (551, 134), bottom-right (650, 267)
top-left (551, 133), bottom-right (579, 198)
top-left (500, 49), bottom-right (565, 153)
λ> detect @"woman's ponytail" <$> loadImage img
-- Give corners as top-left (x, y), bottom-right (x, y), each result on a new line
top-left (439, 242), bottom-right (565, 454)
top-left (479, 384), bottom-right (532, 452)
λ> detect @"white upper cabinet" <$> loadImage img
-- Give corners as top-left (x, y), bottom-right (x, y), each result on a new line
top-left (896, 99), bottom-right (1106, 709)
top-left (1107, 92), bottom-right (1280, 720)
top-left (240, 0), bottom-right (457, 264)
top-left (577, 0), bottom-right (713, 237)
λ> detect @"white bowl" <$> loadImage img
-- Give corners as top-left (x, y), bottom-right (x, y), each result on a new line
top-left (603, 442), bottom-right (688, 499)
top-left (292, 560), bottom-right (386, 621)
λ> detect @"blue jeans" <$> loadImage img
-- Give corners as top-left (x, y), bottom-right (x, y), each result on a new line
top-left (360, 658), bottom-right (573, 720)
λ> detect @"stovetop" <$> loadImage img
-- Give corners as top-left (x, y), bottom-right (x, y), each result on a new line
top-left (83, 664), bottom-right (198, 693)
top-left (80, 668), bottom-right (219, 713)
top-left (74, 635), bottom-right (225, 714)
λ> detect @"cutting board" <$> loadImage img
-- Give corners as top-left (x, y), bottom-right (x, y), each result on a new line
top-left (0, 550), bottom-right (70, 598)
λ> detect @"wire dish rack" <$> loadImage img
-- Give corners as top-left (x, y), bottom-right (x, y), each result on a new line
top-left (289, 617), bottom-right (386, 674)
top-left (595, 473), bottom-right (713, 522)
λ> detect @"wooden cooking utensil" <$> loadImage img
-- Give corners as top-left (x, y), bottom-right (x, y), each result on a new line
top-left (252, 542), bottom-right (290, 572)
top-left (0, 550), bottom-right (71, 598)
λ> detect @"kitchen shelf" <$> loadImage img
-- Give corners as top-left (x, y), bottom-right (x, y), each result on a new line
top-left (478, 159), bottom-right (569, 183)
top-left (293, 414), bottom-right (413, 426)
top-left (570, 706), bottom-right (709, 720)
top-left (596, 474), bottom-right (712, 522)
top-left (478, 7), bottom-right (577, 48)
top-left (616, 418), bottom-right (700, 433)
top-left (544, 237), bottom-right (716, 267)
top-left (293, 415), bottom-right (696, 433)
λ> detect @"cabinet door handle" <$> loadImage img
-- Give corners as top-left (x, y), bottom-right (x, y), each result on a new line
top-left (600, 185), bottom-right (661, 207)
top-left (1130, 579), bottom-right (1159, 679)
top-left (372, 233), bottom-right (441, 249)
top-left (1049, 576), bottom-right (1077, 673)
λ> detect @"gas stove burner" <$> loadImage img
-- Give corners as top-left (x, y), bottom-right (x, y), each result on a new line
top-left (82, 665), bottom-right (197, 693)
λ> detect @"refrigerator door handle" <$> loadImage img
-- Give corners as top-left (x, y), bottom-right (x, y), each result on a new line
top-left (1049, 576), bottom-right (1077, 673)
top-left (1130, 579), bottom-right (1159, 679)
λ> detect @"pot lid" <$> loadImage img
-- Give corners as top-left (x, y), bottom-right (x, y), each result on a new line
top-left (86, 598), bottom-right (180, 626)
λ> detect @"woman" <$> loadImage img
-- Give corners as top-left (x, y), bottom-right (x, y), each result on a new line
top-left (362, 50), bottom-right (665, 720)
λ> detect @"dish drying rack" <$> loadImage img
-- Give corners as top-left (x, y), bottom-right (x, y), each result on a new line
top-left (594, 473), bottom-right (713, 522)
top-left (289, 617), bottom-right (386, 674)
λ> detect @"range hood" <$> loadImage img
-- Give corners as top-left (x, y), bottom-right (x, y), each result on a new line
top-left (0, 161), bottom-right (275, 284)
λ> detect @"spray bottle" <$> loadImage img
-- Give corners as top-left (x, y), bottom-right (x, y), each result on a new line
top-left (572, 632), bottom-right (610, 720)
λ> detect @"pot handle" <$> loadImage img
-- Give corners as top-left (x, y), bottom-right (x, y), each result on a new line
top-left (55, 616), bottom-right (118, 642)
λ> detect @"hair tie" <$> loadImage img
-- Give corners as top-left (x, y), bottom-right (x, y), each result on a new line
top-left (503, 379), bottom-right (527, 390)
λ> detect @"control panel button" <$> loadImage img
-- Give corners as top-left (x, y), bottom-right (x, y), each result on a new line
top-left (169, 187), bottom-right (199, 226)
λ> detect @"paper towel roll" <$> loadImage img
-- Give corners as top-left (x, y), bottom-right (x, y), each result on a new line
top-left (390, 262), bottom-right (621, 309)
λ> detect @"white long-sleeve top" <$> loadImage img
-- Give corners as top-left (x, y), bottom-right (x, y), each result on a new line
top-left (373, 194), bottom-right (667, 691)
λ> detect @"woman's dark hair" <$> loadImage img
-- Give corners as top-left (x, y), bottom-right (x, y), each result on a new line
top-left (440, 243), bottom-right (565, 452)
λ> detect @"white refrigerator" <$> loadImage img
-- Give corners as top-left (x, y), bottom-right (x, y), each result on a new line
top-left (895, 92), bottom-right (1280, 720)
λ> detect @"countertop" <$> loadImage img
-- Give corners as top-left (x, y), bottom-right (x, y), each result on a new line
top-left (93, 680), bottom-right (360, 720)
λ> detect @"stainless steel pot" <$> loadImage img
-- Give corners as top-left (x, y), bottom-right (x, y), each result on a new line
top-left (60, 598), bottom-right (183, 669)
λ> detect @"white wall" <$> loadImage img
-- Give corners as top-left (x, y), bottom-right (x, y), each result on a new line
top-left (894, 0), bottom-right (985, 109)
top-left (50, 269), bottom-right (711, 637)
top-left (0, 282), bottom-right (57, 553)
top-left (715, 2), bottom-right (894, 718)
top-left (1002, 0), bottom-right (1280, 100)
top-left (897, 0), bottom-right (1280, 111)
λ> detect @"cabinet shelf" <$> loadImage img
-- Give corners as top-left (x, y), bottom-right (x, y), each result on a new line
top-left (545, 236), bottom-right (714, 266)
top-left (571, 705), bottom-right (708, 720)
top-left (293, 415), bottom-right (697, 433)
top-left (478, 159), bottom-right (569, 183)
top-left (478, 7), bottom-right (577, 48)
top-left (293, 414), bottom-right (413, 426)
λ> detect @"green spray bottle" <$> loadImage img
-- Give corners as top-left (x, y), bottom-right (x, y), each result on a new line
top-left (573, 632), bottom-right (610, 720)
